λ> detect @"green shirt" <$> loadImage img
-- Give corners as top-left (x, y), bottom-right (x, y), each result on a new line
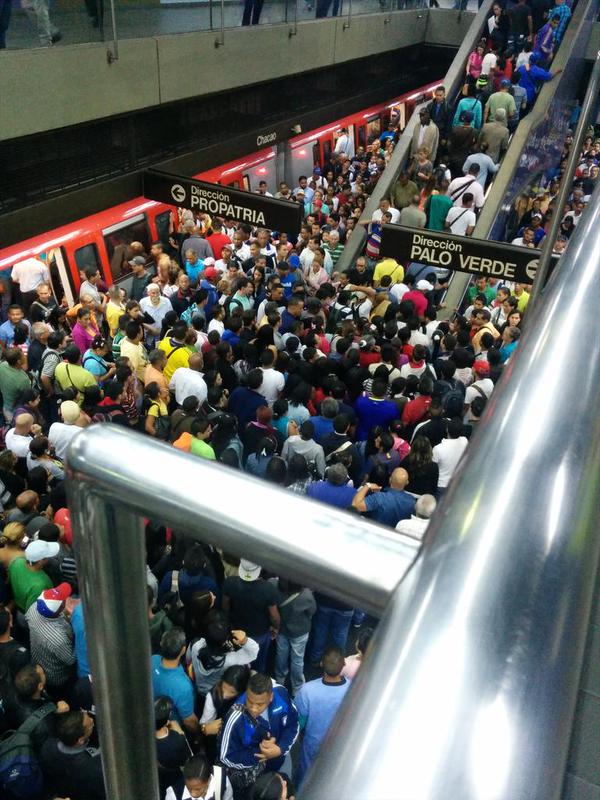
top-left (390, 179), bottom-right (418, 210)
top-left (190, 438), bottom-right (216, 460)
top-left (8, 557), bottom-right (52, 612)
top-left (468, 285), bottom-right (496, 305)
top-left (486, 92), bottom-right (516, 122)
top-left (0, 362), bottom-right (31, 414)
top-left (54, 362), bottom-right (96, 397)
top-left (425, 194), bottom-right (454, 232)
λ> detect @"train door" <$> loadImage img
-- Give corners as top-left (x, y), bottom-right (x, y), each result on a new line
top-left (246, 150), bottom-right (277, 194)
top-left (289, 140), bottom-right (318, 185)
top-left (46, 247), bottom-right (76, 307)
top-left (366, 114), bottom-right (381, 144)
top-left (357, 124), bottom-right (367, 153)
top-left (333, 124), bottom-right (355, 157)
top-left (101, 214), bottom-right (152, 287)
top-left (389, 103), bottom-right (407, 132)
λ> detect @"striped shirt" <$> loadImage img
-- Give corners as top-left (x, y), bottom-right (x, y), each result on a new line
top-left (325, 243), bottom-right (344, 268)
top-left (550, 4), bottom-right (571, 44)
top-left (25, 606), bottom-right (76, 687)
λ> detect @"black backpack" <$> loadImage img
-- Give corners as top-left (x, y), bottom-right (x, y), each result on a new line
top-left (0, 702), bottom-right (55, 798)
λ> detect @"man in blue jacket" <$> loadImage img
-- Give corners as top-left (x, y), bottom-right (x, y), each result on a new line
top-left (219, 672), bottom-right (299, 799)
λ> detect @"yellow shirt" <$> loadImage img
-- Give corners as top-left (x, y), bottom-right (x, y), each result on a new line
top-left (373, 258), bottom-right (404, 286)
top-left (147, 399), bottom-right (168, 418)
top-left (515, 290), bottom-right (529, 313)
top-left (120, 338), bottom-right (148, 383)
top-left (54, 362), bottom-right (96, 401)
top-left (106, 301), bottom-right (125, 337)
top-left (158, 337), bottom-right (192, 381)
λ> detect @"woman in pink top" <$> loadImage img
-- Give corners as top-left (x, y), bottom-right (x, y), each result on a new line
top-left (71, 307), bottom-right (100, 355)
top-left (466, 42), bottom-right (485, 85)
top-left (342, 627), bottom-right (375, 680)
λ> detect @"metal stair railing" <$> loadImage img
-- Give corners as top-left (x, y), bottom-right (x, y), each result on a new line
top-left (67, 179), bottom-right (600, 800)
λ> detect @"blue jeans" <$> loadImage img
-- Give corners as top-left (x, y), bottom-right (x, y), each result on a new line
top-left (252, 630), bottom-right (272, 674)
top-left (309, 606), bottom-right (353, 663)
top-left (275, 632), bottom-right (309, 695)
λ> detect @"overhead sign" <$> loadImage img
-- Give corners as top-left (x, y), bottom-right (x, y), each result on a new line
top-left (143, 169), bottom-right (302, 232)
top-left (380, 224), bottom-right (543, 284)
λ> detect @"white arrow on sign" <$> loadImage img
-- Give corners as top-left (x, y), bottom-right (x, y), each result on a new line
top-left (171, 184), bottom-right (186, 203)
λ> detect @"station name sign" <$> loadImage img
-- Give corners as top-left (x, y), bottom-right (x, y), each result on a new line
top-left (143, 169), bottom-right (302, 232)
top-left (380, 224), bottom-right (542, 283)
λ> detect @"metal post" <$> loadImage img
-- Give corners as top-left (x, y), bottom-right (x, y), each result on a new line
top-left (214, 0), bottom-right (225, 47)
top-left (67, 483), bottom-right (159, 799)
top-left (342, 0), bottom-right (351, 29)
top-left (209, 0), bottom-right (213, 30)
top-left (106, 0), bottom-right (118, 63)
top-left (66, 430), bottom-right (419, 799)
top-left (302, 184), bottom-right (600, 800)
top-left (527, 52), bottom-right (600, 314)
top-left (288, 0), bottom-right (298, 36)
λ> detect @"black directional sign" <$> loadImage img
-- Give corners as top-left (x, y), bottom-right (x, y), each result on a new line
top-left (380, 224), bottom-right (545, 284)
top-left (143, 169), bottom-right (302, 232)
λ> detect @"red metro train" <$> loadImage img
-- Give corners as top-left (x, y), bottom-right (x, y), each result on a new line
top-left (0, 80), bottom-right (440, 306)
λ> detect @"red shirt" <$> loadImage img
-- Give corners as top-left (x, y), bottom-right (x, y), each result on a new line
top-left (206, 233), bottom-right (232, 260)
top-left (402, 395), bottom-right (432, 425)
top-left (359, 352), bottom-right (381, 369)
top-left (402, 290), bottom-right (428, 318)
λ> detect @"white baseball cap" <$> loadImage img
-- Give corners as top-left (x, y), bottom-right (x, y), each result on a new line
top-left (239, 559), bottom-right (261, 582)
top-left (26, 540), bottom-right (60, 564)
top-left (416, 279), bottom-right (434, 291)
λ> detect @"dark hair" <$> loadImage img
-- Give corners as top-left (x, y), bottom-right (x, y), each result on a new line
top-left (154, 696), bottom-right (173, 730)
top-left (221, 664), bottom-right (251, 694)
top-left (287, 453), bottom-right (310, 482)
top-left (251, 773), bottom-right (285, 800)
top-left (183, 544), bottom-right (208, 577)
top-left (247, 672), bottom-right (273, 696)
top-left (322, 645), bottom-right (345, 677)
top-left (182, 754), bottom-right (212, 784)
top-left (37, 522), bottom-right (60, 542)
top-left (14, 664), bottom-right (42, 699)
top-left (198, 611), bottom-right (232, 670)
top-left (357, 626), bottom-right (375, 654)
top-left (55, 711), bottom-right (88, 746)
top-left (265, 456), bottom-right (287, 485)
top-left (104, 381), bottom-right (123, 401)
top-left (159, 627), bottom-right (186, 659)
top-left (246, 368), bottom-right (263, 391)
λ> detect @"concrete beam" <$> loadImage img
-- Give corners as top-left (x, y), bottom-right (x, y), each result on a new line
top-left (0, 8), bottom-right (459, 141)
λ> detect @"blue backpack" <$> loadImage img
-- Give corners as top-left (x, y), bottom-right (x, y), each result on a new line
top-left (0, 702), bottom-right (55, 798)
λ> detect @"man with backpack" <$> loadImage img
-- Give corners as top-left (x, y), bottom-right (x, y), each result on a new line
top-left (159, 321), bottom-right (192, 382)
top-left (40, 709), bottom-right (106, 799)
top-left (0, 663), bottom-right (65, 799)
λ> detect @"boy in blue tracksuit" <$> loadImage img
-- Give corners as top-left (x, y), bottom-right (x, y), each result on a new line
top-left (219, 673), bottom-right (299, 799)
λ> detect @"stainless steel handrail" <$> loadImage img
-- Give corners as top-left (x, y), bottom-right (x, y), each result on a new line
top-left (527, 51), bottom-right (600, 313)
top-left (302, 182), bottom-right (600, 799)
top-left (65, 433), bottom-right (420, 799)
top-left (335, 0), bottom-right (494, 274)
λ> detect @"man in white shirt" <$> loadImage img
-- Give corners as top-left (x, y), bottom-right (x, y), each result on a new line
top-left (481, 50), bottom-right (497, 77)
top-left (334, 127), bottom-right (354, 158)
top-left (371, 198), bottom-right (400, 224)
top-left (140, 284), bottom-right (173, 346)
top-left (5, 413), bottom-right (35, 459)
top-left (448, 165), bottom-right (485, 210)
top-left (48, 401), bottom-right (86, 460)
top-left (11, 257), bottom-right (50, 311)
top-left (432, 419), bottom-right (468, 492)
top-left (259, 350), bottom-right (284, 404)
top-left (464, 362), bottom-right (494, 409)
top-left (511, 226), bottom-right (536, 248)
top-left (231, 231), bottom-right (251, 266)
top-left (396, 494), bottom-right (437, 541)
top-left (169, 354), bottom-right (207, 407)
top-left (445, 193), bottom-right (477, 236)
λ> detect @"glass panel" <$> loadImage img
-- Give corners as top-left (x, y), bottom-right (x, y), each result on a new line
top-left (367, 116), bottom-right (381, 143)
top-left (103, 217), bottom-right (151, 281)
top-left (154, 211), bottom-right (172, 246)
top-left (242, 175), bottom-right (251, 191)
top-left (74, 243), bottom-right (101, 274)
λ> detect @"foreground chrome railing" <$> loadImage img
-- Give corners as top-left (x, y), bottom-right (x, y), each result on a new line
top-left (67, 181), bottom-right (600, 799)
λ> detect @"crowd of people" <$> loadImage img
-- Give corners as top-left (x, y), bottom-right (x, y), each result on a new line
top-left (0, 0), bottom-right (593, 796)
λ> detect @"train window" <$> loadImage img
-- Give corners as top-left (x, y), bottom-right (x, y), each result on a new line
top-left (154, 211), bottom-right (171, 246)
top-left (312, 142), bottom-right (320, 168)
top-left (102, 215), bottom-right (151, 282)
top-left (74, 243), bottom-right (101, 276)
top-left (367, 116), bottom-right (381, 143)
top-left (242, 175), bottom-right (250, 191)
top-left (358, 125), bottom-right (366, 150)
